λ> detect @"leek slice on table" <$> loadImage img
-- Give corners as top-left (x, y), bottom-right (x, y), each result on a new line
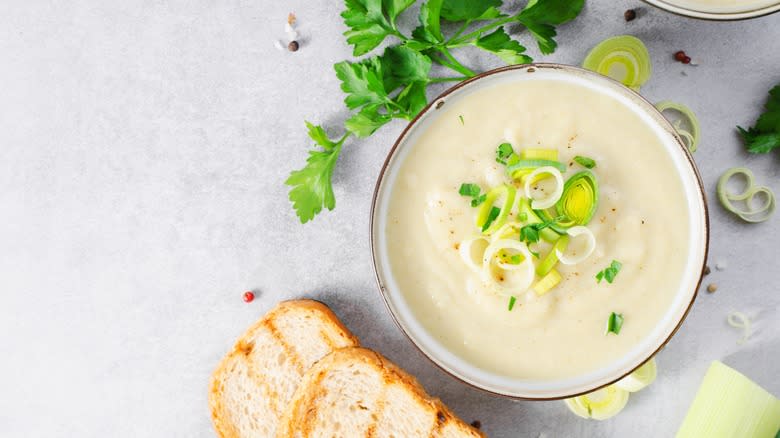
top-left (475, 185), bottom-right (516, 234)
top-left (656, 100), bottom-right (701, 153)
top-left (717, 167), bottom-right (776, 223)
top-left (565, 385), bottom-right (630, 420)
top-left (615, 358), bottom-right (657, 392)
top-left (677, 361), bottom-right (780, 438)
top-left (582, 35), bottom-right (652, 91)
top-left (523, 166), bottom-right (564, 210)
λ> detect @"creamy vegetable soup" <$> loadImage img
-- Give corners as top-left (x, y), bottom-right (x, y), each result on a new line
top-left (385, 78), bottom-right (691, 380)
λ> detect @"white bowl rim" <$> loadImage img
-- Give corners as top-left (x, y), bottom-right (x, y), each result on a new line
top-left (369, 63), bottom-right (710, 400)
top-left (641, 0), bottom-right (780, 20)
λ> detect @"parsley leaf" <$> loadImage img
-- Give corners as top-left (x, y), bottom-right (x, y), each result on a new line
top-left (518, 0), bottom-right (584, 54)
top-left (475, 28), bottom-right (532, 65)
top-left (459, 183), bottom-right (481, 197)
top-left (573, 155), bottom-right (596, 168)
top-left (334, 57), bottom-right (389, 110)
top-left (508, 295), bottom-right (517, 311)
top-left (458, 183), bottom-right (486, 206)
top-left (286, 123), bottom-right (347, 223)
top-left (596, 260), bottom-right (622, 284)
top-left (345, 105), bottom-right (392, 137)
top-left (738, 84), bottom-right (780, 154)
top-left (496, 142), bottom-right (515, 164)
top-left (341, 0), bottom-right (392, 56)
top-left (441, 0), bottom-right (503, 22)
top-left (606, 312), bottom-right (624, 335)
top-left (412, 0), bottom-right (444, 44)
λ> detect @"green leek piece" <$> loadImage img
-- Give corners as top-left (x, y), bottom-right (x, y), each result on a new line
top-left (656, 101), bottom-right (701, 153)
top-left (536, 235), bottom-right (569, 276)
top-left (507, 159), bottom-right (567, 179)
top-left (565, 385), bottom-right (630, 420)
top-left (582, 35), bottom-right (652, 91)
top-left (717, 167), bottom-right (776, 223)
top-left (532, 269), bottom-right (562, 296)
top-left (518, 198), bottom-right (560, 243)
top-left (476, 185), bottom-right (516, 235)
top-left (677, 361), bottom-right (780, 438)
top-left (616, 357), bottom-right (657, 392)
top-left (536, 171), bottom-right (598, 232)
top-left (520, 148), bottom-right (559, 161)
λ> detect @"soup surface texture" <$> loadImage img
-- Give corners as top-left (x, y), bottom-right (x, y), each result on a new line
top-left (661, 0), bottom-right (779, 13)
top-left (385, 78), bottom-right (691, 380)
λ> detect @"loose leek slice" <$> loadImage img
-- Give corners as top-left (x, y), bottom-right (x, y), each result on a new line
top-left (582, 35), bottom-right (652, 91)
top-left (476, 185), bottom-right (517, 234)
top-left (532, 269), bottom-right (561, 296)
top-left (459, 236), bottom-right (490, 273)
top-left (727, 311), bottom-right (751, 344)
top-left (481, 239), bottom-right (535, 295)
top-left (717, 167), bottom-right (776, 223)
top-left (656, 101), bottom-right (701, 153)
top-left (555, 170), bottom-right (599, 228)
top-left (556, 226), bottom-right (596, 265)
top-left (520, 148), bottom-right (559, 161)
top-left (677, 361), bottom-right (780, 438)
top-left (524, 166), bottom-right (564, 210)
top-left (615, 357), bottom-right (657, 392)
top-left (518, 199), bottom-right (560, 243)
top-left (564, 385), bottom-right (630, 420)
top-left (536, 235), bottom-right (569, 276)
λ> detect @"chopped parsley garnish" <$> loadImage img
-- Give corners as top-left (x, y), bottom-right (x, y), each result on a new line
top-left (458, 183), bottom-right (486, 207)
top-left (508, 296), bottom-right (517, 311)
top-left (606, 312), bottom-right (624, 335)
top-left (573, 155), bottom-right (597, 168)
top-left (737, 84), bottom-right (780, 154)
top-left (519, 216), bottom-right (562, 245)
top-left (495, 142), bottom-right (517, 165)
top-left (459, 115), bottom-right (464, 125)
top-left (481, 206), bottom-right (501, 232)
top-left (596, 260), bottom-right (622, 284)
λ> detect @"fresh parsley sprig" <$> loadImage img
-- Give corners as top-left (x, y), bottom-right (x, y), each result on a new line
top-left (287, 0), bottom-right (585, 223)
top-left (738, 84), bottom-right (780, 154)
top-left (596, 260), bottom-right (622, 284)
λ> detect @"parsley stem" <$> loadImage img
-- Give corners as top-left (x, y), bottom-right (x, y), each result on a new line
top-left (449, 20), bottom-right (472, 42)
top-left (448, 14), bottom-right (518, 46)
top-left (435, 48), bottom-right (476, 77)
top-left (429, 76), bottom-right (470, 83)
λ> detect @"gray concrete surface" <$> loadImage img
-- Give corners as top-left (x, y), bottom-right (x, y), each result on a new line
top-left (0, 1), bottom-right (778, 436)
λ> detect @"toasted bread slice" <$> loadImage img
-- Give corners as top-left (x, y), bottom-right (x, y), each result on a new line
top-left (209, 300), bottom-right (359, 438)
top-left (276, 347), bottom-right (484, 438)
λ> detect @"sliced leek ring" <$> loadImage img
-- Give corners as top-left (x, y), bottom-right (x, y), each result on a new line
top-left (555, 226), bottom-right (596, 265)
top-left (476, 185), bottom-right (517, 234)
top-left (532, 269), bottom-right (561, 296)
top-left (717, 167), bottom-right (776, 223)
top-left (656, 101), bottom-right (700, 153)
top-left (565, 385), bottom-right (630, 420)
top-left (536, 235), bottom-right (569, 276)
top-left (583, 35), bottom-right (652, 91)
top-left (459, 236), bottom-right (490, 273)
top-left (481, 239), bottom-right (535, 295)
top-left (615, 357), bottom-right (657, 392)
top-left (491, 222), bottom-right (522, 242)
top-left (520, 148), bottom-right (559, 161)
top-left (556, 170), bottom-right (599, 228)
top-left (524, 166), bottom-right (564, 210)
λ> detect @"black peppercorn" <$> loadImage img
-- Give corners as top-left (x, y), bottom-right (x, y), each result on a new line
top-left (288, 40), bottom-right (299, 52)
top-left (624, 9), bottom-right (637, 21)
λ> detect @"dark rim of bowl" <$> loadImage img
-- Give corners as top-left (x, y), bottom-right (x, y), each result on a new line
top-left (369, 63), bottom-right (710, 401)
top-left (640, 0), bottom-right (780, 21)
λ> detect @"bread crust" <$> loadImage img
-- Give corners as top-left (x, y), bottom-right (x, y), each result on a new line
top-left (275, 347), bottom-right (484, 438)
top-left (208, 299), bottom-right (359, 438)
